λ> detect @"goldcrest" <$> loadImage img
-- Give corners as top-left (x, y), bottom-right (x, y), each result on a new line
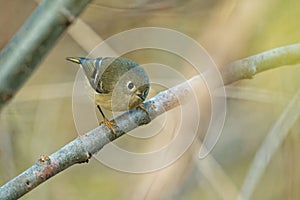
top-left (66, 57), bottom-right (150, 133)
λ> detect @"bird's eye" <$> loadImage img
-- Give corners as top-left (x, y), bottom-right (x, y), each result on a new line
top-left (127, 81), bottom-right (135, 90)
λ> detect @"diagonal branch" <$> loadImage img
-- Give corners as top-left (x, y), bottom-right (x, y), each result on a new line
top-left (0, 0), bottom-right (299, 199)
top-left (0, 0), bottom-right (91, 110)
top-left (0, 75), bottom-right (195, 199)
top-left (1, 43), bottom-right (300, 199)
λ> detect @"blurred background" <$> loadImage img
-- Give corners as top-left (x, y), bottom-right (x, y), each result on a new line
top-left (1, 0), bottom-right (300, 199)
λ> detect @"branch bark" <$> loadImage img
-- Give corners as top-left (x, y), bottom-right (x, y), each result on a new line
top-left (0, 0), bottom-right (91, 110)
top-left (0, 76), bottom-right (193, 199)
top-left (221, 43), bottom-right (300, 84)
top-left (1, 4), bottom-right (300, 195)
top-left (1, 43), bottom-right (300, 199)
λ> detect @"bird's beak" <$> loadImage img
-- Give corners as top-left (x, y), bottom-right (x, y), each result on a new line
top-left (66, 57), bottom-right (82, 64)
top-left (136, 92), bottom-right (146, 101)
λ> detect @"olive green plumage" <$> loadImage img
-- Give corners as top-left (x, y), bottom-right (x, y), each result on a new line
top-left (66, 57), bottom-right (150, 112)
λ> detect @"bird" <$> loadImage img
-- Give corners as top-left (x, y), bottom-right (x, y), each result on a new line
top-left (66, 56), bottom-right (150, 134)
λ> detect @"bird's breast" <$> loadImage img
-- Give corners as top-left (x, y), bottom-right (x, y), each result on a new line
top-left (94, 93), bottom-right (113, 111)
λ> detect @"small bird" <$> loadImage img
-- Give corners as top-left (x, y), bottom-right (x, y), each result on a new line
top-left (66, 57), bottom-right (150, 134)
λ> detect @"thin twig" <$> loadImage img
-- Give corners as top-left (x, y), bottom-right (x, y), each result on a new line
top-left (215, 86), bottom-right (290, 105)
top-left (196, 149), bottom-right (240, 200)
top-left (221, 43), bottom-right (300, 84)
top-left (238, 88), bottom-right (300, 200)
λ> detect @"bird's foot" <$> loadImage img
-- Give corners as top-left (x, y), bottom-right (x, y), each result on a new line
top-left (100, 118), bottom-right (116, 134)
top-left (137, 105), bottom-right (147, 112)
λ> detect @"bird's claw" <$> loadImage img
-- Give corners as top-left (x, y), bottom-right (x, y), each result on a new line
top-left (100, 118), bottom-right (116, 134)
top-left (137, 105), bottom-right (147, 112)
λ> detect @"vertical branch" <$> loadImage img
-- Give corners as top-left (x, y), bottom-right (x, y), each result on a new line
top-left (0, 0), bottom-right (91, 110)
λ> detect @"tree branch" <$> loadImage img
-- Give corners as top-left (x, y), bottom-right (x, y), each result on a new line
top-left (1, 43), bottom-right (300, 199)
top-left (0, 0), bottom-right (91, 110)
top-left (1, 32), bottom-right (300, 199)
top-left (221, 43), bottom-right (300, 84)
top-left (0, 76), bottom-right (193, 199)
